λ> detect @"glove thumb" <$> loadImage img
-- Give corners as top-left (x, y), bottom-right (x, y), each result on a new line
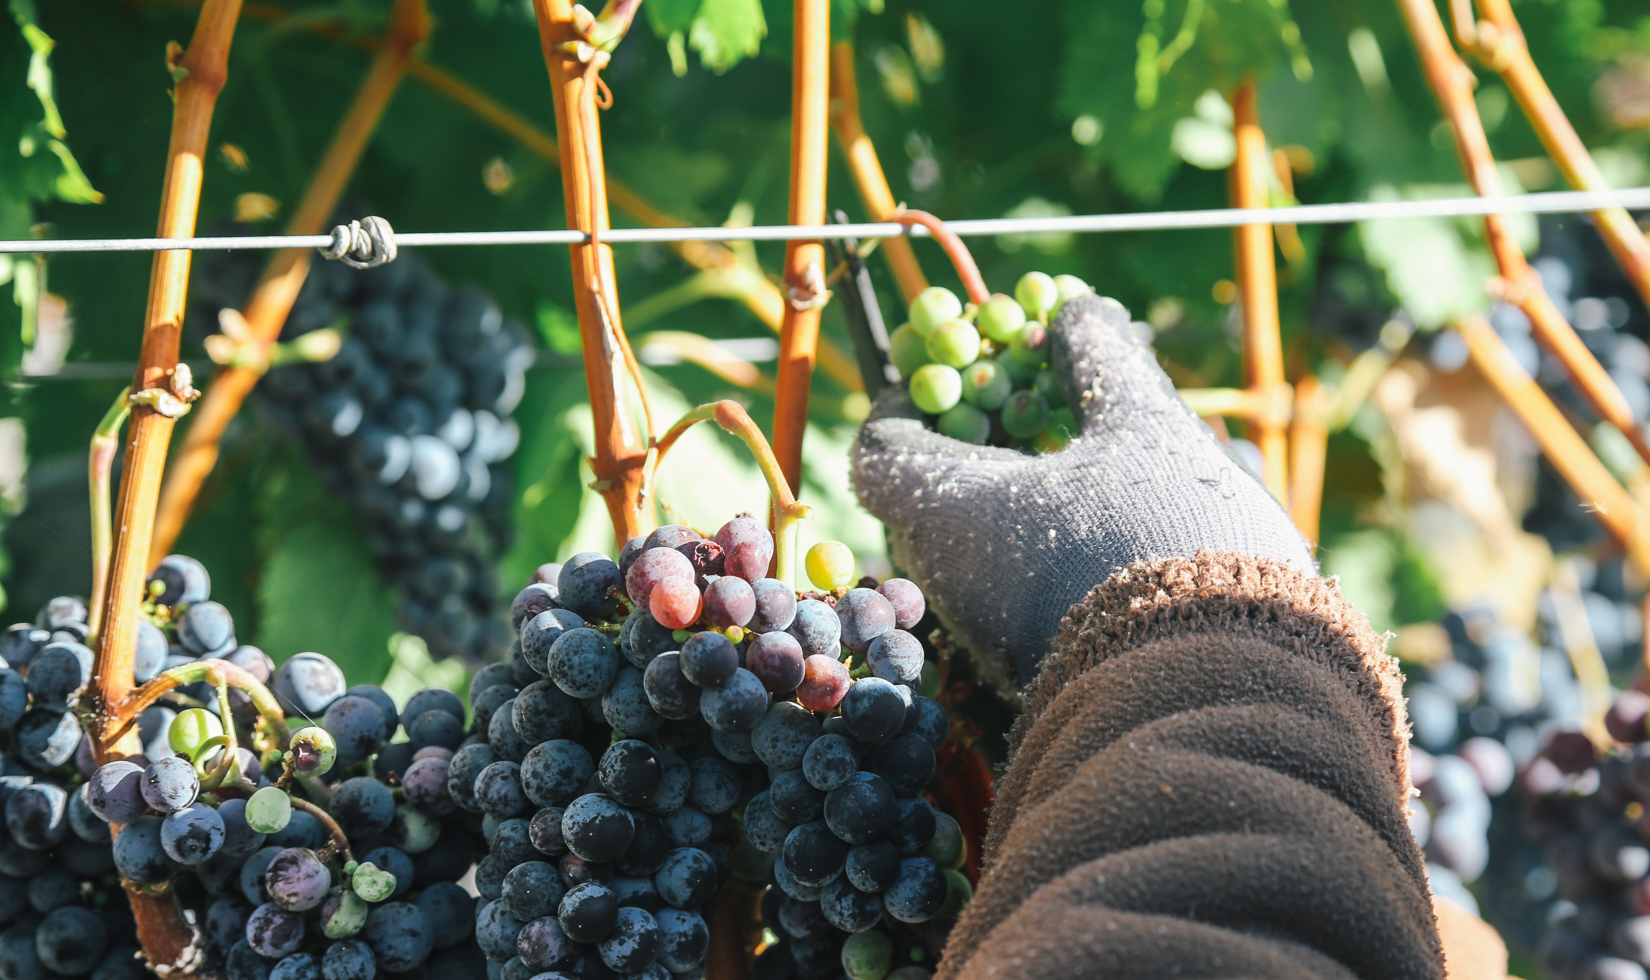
top-left (1050, 292), bottom-right (1194, 440)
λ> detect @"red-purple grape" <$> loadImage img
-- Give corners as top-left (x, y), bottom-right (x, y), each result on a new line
top-left (702, 577), bottom-right (755, 629)
top-left (626, 548), bottom-right (695, 606)
top-left (796, 655), bottom-right (850, 712)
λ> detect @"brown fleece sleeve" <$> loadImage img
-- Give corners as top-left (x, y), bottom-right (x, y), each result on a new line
top-left (939, 552), bottom-right (1443, 980)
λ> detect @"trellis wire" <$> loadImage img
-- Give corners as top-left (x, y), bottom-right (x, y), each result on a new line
top-left (5, 186), bottom-right (1649, 255)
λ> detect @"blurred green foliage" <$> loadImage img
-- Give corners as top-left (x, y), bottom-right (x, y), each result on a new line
top-left (0, 0), bottom-right (1644, 684)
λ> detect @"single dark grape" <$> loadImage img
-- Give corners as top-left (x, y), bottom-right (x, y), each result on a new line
top-left (471, 665), bottom-right (517, 704)
top-left (866, 630), bottom-right (923, 686)
top-left (786, 600), bottom-right (841, 660)
top-left (781, 822), bottom-right (848, 889)
top-left (161, 802), bottom-right (226, 865)
top-left (752, 702), bottom-right (820, 770)
top-left (836, 590), bottom-right (895, 655)
top-left (557, 882), bottom-right (618, 943)
top-left (324, 696), bottom-right (389, 764)
top-left (88, 761), bottom-right (147, 825)
top-left (618, 813), bottom-right (673, 875)
top-left (824, 772), bottom-right (897, 845)
top-left (906, 696), bottom-right (949, 752)
top-left (273, 653), bottom-right (347, 719)
top-left (686, 756), bottom-right (739, 815)
top-left (332, 777), bottom-right (396, 837)
top-left (503, 862), bottom-right (566, 922)
top-left (659, 806), bottom-right (709, 849)
top-left (374, 742), bottom-right (417, 785)
top-left (265, 847), bottom-right (331, 911)
top-left (521, 609), bottom-right (586, 676)
top-left (207, 898), bottom-right (254, 950)
top-left (521, 740), bottom-right (594, 809)
top-left (474, 762), bottom-right (530, 818)
top-left (653, 847), bottom-right (717, 910)
top-left (601, 668), bottom-right (662, 736)
top-left (417, 882), bottom-right (476, 949)
top-left (619, 609), bottom-right (676, 671)
top-left (875, 579), bottom-right (926, 631)
top-left (871, 736), bottom-right (936, 798)
top-left (322, 940), bottom-right (375, 980)
top-left (702, 578), bottom-right (755, 630)
top-left (475, 901), bottom-right (525, 962)
top-left (819, 876), bottom-right (883, 933)
top-left (404, 757), bottom-right (455, 814)
top-left (25, 643), bottom-right (91, 710)
top-left (480, 711), bottom-right (531, 774)
top-left (796, 655), bottom-right (850, 713)
top-left (247, 902), bottom-right (305, 958)
top-left (597, 906), bottom-right (660, 973)
top-left (36, 906), bottom-right (107, 975)
top-left (448, 744), bottom-right (498, 812)
top-left (641, 653), bottom-right (698, 721)
top-left (561, 794), bottom-right (635, 863)
top-left (710, 729), bottom-right (757, 765)
top-left (715, 517), bottom-right (773, 582)
top-left (17, 709), bottom-right (83, 769)
top-left (887, 798), bottom-right (937, 857)
top-left (769, 769), bottom-right (824, 824)
top-left (678, 633), bottom-right (737, 690)
top-left (178, 601), bottom-right (236, 656)
top-left (408, 709), bottom-right (465, 752)
top-left (699, 669), bottom-right (769, 734)
top-left (598, 740), bottom-right (661, 807)
top-left (802, 735), bottom-right (858, 793)
top-left (68, 785), bottom-right (109, 843)
top-left (643, 751), bottom-right (690, 817)
top-left (840, 678), bottom-right (907, 743)
top-left (611, 875), bottom-right (664, 913)
top-left (7, 782), bottom-right (69, 849)
top-left (547, 629), bottom-right (620, 700)
top-left (150, 554), bottom-right (211, 605)
top-left (748, 580), bottom-right (796, 634)
top-left (557, 553), bottom-right (623, 621)
top-left (883, 857), bottom-right (946, 923)
top-left (515, 915), bottom-right (576, 974)
top-left (511, 583), bottom-right (559, 632)
top-left (364, 902), bottom-right (434, 971)
top-left (747, 632), bottom-right (806, 694)
top-left (529, 806), bottom-right (568, 856)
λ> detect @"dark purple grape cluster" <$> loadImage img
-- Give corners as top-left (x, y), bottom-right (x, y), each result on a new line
top-left (0, 600), bottom-right (142, 980)
top-left (194, 248), bottom-right (532, 662)
top-left (461, 519), bottom-right (964, 980)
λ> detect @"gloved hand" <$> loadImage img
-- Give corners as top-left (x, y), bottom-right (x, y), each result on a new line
top-left (850, 292), bottom-right (1315, 687)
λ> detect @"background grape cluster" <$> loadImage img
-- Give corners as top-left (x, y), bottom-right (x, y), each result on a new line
top-left (447, 519), bottom-right (966, 980)
top-left (194, 246), bottom-right (533, 663)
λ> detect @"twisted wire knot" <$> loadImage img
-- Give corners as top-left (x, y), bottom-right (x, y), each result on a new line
top-left (320, 216), bottom-right (397, 269)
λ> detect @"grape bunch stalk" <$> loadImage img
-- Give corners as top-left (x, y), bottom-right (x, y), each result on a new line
top-left (888, 273), bottom-right (1099, 452)
top-left (458, 517), bottom-right (967, 980)
top-left (76, 554), bottom-right (494, 980)
top-left (194, 247), bottom-right (533, 662)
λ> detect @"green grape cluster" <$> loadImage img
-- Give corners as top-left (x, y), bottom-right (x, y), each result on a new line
top-left (889, 273), bottom-right (1093, 452)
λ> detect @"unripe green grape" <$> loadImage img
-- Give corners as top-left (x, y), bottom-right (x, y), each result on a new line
top-left (1033, 368), bottom-right (1066, 408)
top-left (1050, 274), bottom-right (1092, 318)
top-left (924, 320), bottom-right (980, 369)
top-left (1001, 389), bottom-right (1050, 440)
top-left (936, 403), bottom-right (989, 444)
top-left (246, 785), bottom-right (293, 834)
top-left (1014, 272), bottom-right (1058, 320)
top-left (973, 294), bottom-right (1026, 343)
top-left (908, 364), bottom-right (962, 414)
top-left (1007, 322), bottom-right (1048, 368)
top-left (289, 727), bottom-right (337, 776)
top-left (994, 350), bottom-right (1038, 389)
top-left (805, 541), bottom-right (857, 592)
top-left (888, 323), bottom-right (930, 379)
top-left (351, 861), bottom-right (397, 903)
top-left (169, 708), bottom-right (224, 758)
top-left (842, 930), bottom-right (894, 980)
top-left (322, 891), bottom-right (370, 939)
top-left (938, 869), bottom-right (973, 918)
top-left (960, 360), bottom-right (1011, 411)
top-left (908, 286), bottom-right (962, 336)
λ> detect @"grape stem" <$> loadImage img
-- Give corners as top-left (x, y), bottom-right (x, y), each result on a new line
top-left (103, 659), bottom-right (292, 753)
top-left (649, 401), bottom-right (814, 583)
top-left (888, 209), bottom-right (989, 306)
top-left (291, 795), bottom-right (354, 865)
top-left (85, 387), bottom-right (132, 649)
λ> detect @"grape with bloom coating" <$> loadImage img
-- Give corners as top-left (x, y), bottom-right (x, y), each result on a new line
top-left (875, 579), bottom-right (925, 630)
top-left (161, 802), bottom-right (226, 864)
top-left (805, 541), bottom-right (856, 592)
top-left (702, 576), bottom-right (755, 629)
top-left (265, 848), bottom-right (330, 911)
top-left (908, 364), bottom-right (961, 415)
top-left (747, 631), bottom-right (806, 693)
top-left (959, 360), bottom-right (1011, 411)
top-left (88, 761), bottom-right (146, 824)
top-left (142, 757), bottom-right (199, 813)
top-left (1001, 388), bottom-right (1050, 440)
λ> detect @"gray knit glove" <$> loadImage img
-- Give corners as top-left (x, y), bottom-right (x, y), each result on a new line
top-left (850, 292), bottom-right (1315, 688)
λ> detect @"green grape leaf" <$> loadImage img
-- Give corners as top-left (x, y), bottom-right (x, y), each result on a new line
top-left (645, 0), bottom-right (701, 37)
top-left (4, 1), bottom-right (100, 206)
top-left (688, 0), bottom-right (766, 74)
